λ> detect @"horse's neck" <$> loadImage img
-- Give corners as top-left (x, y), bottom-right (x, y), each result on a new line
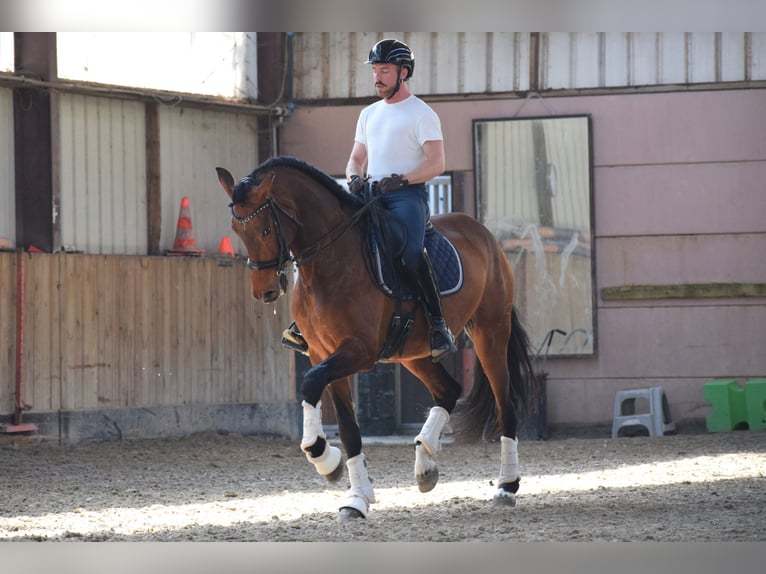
top-left (290, 193), bottom-right (360, 281)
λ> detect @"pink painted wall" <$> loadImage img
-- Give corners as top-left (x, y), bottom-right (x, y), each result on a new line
top-left (280, 88), bottom-right (766, 428)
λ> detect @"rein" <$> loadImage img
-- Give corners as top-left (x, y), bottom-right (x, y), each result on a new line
top-left (293, 193), bottom-right (381, 267)
top-left (230, 183), bottom-right (381, 273)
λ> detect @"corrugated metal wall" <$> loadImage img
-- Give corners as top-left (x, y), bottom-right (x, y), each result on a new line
top-left (294, 32), bottom-right (531, 99)
top-left (541, 32), bottom-right (766, 88)
top-left (479, 119), bottom-right (539, 226)
top-left (159, 105), bottom-right (259, 255)
top-left (0, 87), bottom-right (13, 246)
top-left (478, 117), bottom-right (591, 230)
top-left (293, 33), bottom-right (766, 100)
top-left (57, 95), bottom-right (259, 256)
top-left (59, 94), bottom-right (148, 254)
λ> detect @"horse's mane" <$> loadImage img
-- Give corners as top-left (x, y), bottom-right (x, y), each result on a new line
top-left (233, 156), bottom-right (363, 207)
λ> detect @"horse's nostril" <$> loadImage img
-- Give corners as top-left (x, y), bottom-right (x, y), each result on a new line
top-left (263, 290), bottom-right (280, 303)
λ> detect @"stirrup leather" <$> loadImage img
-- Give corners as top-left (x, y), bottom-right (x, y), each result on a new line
top-left (414, 250), bottom-right (456, 361)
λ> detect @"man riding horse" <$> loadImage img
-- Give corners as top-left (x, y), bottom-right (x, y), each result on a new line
top-left (282, 38), bottom-right (457, 362)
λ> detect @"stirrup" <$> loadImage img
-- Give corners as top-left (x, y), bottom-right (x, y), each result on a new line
top-left (281, 322), bottom-right (309, 355)
top-left (428, 319), bottom-right (456, 362)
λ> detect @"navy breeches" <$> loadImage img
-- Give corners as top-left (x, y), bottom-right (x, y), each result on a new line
top-left (379, 183), bottom-right (429, 271)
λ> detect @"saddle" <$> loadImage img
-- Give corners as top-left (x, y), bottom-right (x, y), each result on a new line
top-left (357, 183), bottom-right (464, 359)
top-left (359, 183), bottom-right (463, 299)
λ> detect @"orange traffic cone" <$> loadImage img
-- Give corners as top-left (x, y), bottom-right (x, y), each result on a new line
top-left (217, 235), bottom-right (235, 257)
top-left (167, 197), bottom-right (204, 257)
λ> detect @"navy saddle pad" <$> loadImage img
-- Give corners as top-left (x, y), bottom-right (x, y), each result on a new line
top-left (370, 226), bottom-right (463, 300)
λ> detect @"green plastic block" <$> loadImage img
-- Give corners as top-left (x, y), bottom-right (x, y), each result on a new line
top-left (703, 380), bottom-right (748, 432)
top-left (745, 379), bottom-right (766, 431)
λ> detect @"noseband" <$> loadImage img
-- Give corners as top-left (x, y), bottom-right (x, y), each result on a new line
top-left (229, 196), bottom-right (300, 275)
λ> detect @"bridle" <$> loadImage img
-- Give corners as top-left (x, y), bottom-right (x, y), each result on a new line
top-left (230, 196), bottom-right (299, 276)
top-left (229, 174), bottom-right (381, 278)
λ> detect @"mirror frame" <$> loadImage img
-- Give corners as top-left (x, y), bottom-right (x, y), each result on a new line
top-left (472, 114), bottom-right (597, 358)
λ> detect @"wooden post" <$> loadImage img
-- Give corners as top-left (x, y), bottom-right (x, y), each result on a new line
top-left (13, 33), bottom-right (58, 253)
top-left (256, 32), bottom-right (287, 162)
top-left (145, 102), bottom-right (162, 255)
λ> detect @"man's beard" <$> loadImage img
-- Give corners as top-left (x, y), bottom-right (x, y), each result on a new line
top-left (375, 83), bottom-right (394, 99)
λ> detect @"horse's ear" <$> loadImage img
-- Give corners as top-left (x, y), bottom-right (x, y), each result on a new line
top-left (257, 171), bottom-right (276, 192)
top-left (216, 167), bottom-right (235, 199)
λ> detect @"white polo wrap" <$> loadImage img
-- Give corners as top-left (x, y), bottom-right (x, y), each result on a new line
top-left (300, 400), bottom-right (326, 450)
top-left (301, 400), bottom-right (341, 476)
top-left (414, 406), bottom-right (450, 457)
top-left (340, 453), bottom-right (375, 517)
top-left (498, 435), bottom-right (520, 485)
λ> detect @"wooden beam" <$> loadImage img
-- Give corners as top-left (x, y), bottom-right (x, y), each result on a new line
top-left (601, 283), bottom-right (766, 301)
top-left (13, 33), bottom-right (57, 252)
top-left (256, 32), bottom-right (287, 162)
top-left (529, 32), bottom-right (540, 92)
top-left (145, 102), bottom-right (161, 255)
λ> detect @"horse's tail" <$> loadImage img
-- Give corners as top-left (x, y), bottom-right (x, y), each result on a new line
top-left (451, 306), bottom-right (540, 442)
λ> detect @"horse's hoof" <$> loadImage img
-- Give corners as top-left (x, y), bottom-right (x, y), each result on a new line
top-left (338, 506), bottom-right (365, 522)
top-left (493, 489), bottom-right (517, 507)
top-left (324, 454), bottom-right (345, 483)
top-left (416, 466), bottom-right (439, 493)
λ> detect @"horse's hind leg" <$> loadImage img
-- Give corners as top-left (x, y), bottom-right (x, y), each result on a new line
top-left (401, 358), bottom-right (463, 493)
top-left (470, 311), bottom-right (522, 506)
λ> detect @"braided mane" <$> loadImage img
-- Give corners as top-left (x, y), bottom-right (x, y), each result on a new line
top-left (232, 156), bottom-right (362, 207)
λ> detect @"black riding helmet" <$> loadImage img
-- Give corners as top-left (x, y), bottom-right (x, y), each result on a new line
top-left (366, 38), bottom-right (415, 79)
top-left (366, 38), bottom-right (414, 99)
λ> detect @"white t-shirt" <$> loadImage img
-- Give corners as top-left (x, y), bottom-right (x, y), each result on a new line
top-left (354, 94), bottom-right (443, 182)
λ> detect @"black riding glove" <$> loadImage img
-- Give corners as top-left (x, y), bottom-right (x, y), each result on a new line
top-left (347, 175), bottom-right (365, 194)
top-left (377, 173), bottom-right (409, 194)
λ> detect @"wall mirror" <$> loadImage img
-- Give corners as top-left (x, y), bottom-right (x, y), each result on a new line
top-left (473, 114), bottom-right (595, 357)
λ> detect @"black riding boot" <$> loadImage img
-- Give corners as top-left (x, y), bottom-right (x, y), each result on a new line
top-left (281, 321), bottom-right (309, 356)
top-left (414, 250), bottom-right (457, 362)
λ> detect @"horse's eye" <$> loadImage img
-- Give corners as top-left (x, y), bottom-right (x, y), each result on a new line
top-left (262, 225), bottom-right (271, 237)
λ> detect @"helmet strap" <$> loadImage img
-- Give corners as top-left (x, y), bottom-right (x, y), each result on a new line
top-left (386, 64), bottom-right (404, 100)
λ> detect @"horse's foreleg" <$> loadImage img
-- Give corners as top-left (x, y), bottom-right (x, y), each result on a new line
top-left (402, 359), bottom-right (462, 493)
top-left (301, 346), bottom-right (377, 518)
top-left (300, 358), bottom-right (351, 482)
top-left (300, 400), bottom-right (343, 482)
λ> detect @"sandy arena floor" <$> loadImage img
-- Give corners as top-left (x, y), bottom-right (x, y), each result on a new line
top-left (1, 428), bottom-right (764, 541)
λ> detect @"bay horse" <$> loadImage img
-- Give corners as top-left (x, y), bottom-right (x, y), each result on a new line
top-left (216, 157), bottom-right (539, 521)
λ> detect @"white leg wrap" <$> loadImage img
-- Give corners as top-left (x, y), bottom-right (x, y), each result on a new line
top-left (300, 400), bottom-right (325, 451)
top-left (340, 453), bottom-right (375, 517)
top-left (301, 400), bottom-right (341, 476)
top-left (413, 406), bottom-right (450, 457)
top-left (498, 435), bottom-right (520, 486)
top-left (305, 440), bottom-right (342, 476)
